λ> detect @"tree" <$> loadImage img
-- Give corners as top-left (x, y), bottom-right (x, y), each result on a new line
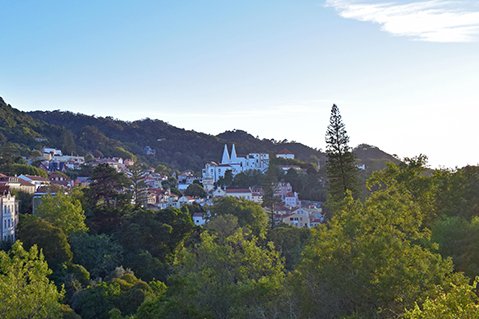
top-left (17, 215), bottom-right (73, 271)
top-left (405, 276), bottom-right (479, 319)
top-left (184, 183), bottom-right (207, 198)
top-left (84, 164), bottom-right (131, 211)
top-left (116, 207), bottom-right (194, 281)
top-left (62, 130), bottom-right (76, 154)
top-left (291, 186), bottom-right (456, 319)
top-left (431, 216), bottom-right (479, 278)
top-left (71, 268), bottom-right (158, 319)
top-left (325, 104), bottom-right (358, 206)
top-left (129, 163), bottom-right (148, 208)
top-left (217, 170), bottom-right (233, 188)
top-left (69, 233), bottom-right (123, 279)
top-left (36, 192), bottom-right (87, 236)
top-left (210, 197), bottom-right (269, 239)
top-left (368, 155), bottom-right (436, 224)
top-left (0, 241), bottom-right (64, 319)
top-left (268, 226), bottom-right (311, 271)
top-left (154, 230), bottom-right (285, 319)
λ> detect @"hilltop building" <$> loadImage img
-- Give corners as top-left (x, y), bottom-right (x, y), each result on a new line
top-left (276, 149), bottom-right (295, 160)
top-left (202, 144), bottom-right (269, 191)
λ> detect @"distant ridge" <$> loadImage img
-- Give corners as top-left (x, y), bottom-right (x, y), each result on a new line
top-left (1, 96), bottom-right (398, 171)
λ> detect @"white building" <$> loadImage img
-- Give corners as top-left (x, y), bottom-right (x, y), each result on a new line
top-left (192, 213), bottom-right (206, 226)
top-left (225, 188), bottom-right (253, 201)
top-left (201, 144), bottom-right (269, 189)
top-left (276, 149), bottom-right (295, 160)
top-left (0, 186), bottom-right (19, 242)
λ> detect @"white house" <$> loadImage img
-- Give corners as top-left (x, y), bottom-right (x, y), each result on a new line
top-left (276, 149), bottom-right (295, 160)
top-left (284, 192), bottom-right (300, 208)
top-left (192, 213), bottom-right (206, 226)
top-left (0, 186), bottom-right (19, 242)
top-left (225, 188), bottom-right (253, 201)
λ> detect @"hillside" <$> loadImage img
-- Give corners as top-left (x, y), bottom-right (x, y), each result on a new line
top-left (1, 96), bottom-right (398, 171)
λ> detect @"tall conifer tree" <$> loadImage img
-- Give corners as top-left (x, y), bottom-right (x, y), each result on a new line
top-left (325, 104), bottom-right (358, 204)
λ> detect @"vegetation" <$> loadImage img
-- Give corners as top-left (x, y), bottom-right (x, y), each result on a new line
top-left (35, 192), bottom-right (88, 236)
top-left (0, 242), bottom-right (65, 319)
top-left (325, 104), bottom-right (359, 206)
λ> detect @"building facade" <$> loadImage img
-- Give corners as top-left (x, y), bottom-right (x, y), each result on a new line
top-left (0, 186), bottom-right (19, 242)
top-left (202, 144), bottom-right (269, 190)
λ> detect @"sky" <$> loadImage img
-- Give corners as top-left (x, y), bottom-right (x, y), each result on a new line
top-left (0, 0), bottom-right (478, 168)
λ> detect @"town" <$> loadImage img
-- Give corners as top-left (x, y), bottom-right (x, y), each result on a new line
top-left (1, 143), bottom-right (325, 243)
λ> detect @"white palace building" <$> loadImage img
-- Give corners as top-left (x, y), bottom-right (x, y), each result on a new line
top-left (202, 144), bottom-right (269, 191)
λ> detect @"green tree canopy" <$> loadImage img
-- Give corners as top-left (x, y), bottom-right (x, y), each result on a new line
top-left (71, 268), bottom-right (158, 319)
top-left (210, 197), bottom-right (269, 239)
top-left (84, 164), bottom-right (132, 211)
top-left (291, 186), bottom-right (456, 319)
top-left (154, 230), bottom-right (285, 319)
top-left (36, 192), bottom-right (87, 236)
top-left (405, 276), bottom-right (479, 319)
top-left (70, 233), bottom-right (123, 279)
top-left (17, 215), bottom-right (73, 271)
top-left (0, 241), bottom-right (64, 319)
top-left (184, 183), bottom-right (207, 198)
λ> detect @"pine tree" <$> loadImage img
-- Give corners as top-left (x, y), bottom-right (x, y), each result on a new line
top-left (325, 104), bottom-right (358, 204)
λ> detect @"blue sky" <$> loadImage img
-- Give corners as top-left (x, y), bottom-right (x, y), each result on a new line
top-left (1, 0), bottom-right (478, 168)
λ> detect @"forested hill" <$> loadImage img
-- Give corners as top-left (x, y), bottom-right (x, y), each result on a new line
top-left (1, 96), bottom-right (397, 170)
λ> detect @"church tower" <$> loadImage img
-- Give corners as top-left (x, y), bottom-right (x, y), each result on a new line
top-left (221, 144), bottom-right (230, 164)
top-left (230, 144), bottom-right (238, 161)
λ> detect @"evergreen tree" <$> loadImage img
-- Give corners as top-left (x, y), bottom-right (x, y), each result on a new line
top-left (325, 104), bottom-right (358, 205)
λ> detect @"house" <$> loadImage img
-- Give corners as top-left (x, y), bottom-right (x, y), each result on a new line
top-left (281, 209), bottom-right (311, 228)
top-left (49, 172), bottom-right (72, 189)
top-left (225, 188), bottom-right (253, 201)
top-left (284, 192), bottom-right (300, 208)
top-left (48, 155), bottom-right (85, 171)
top-left (74, 177), bottom-right (91, 187)
top-left (192, 213), bottom-right (206, 226)
top-left (0, 186), bottom-right (19, 242)
top-left (18, 175), bottom-right (50, 191)
top-left (278, 165), bottom-right (303, 174)
top-left (273, 182), bottom-right (299, 208)
top-left (18, 179), bottom-right (36, 194)
top-left (42, 147), bottom-right (63, 159)
top-left (276, 149), bottom-right (295, 160)
top-left (279, 208), bottom-right (325, 228)
top-left (274, 182), bottom-right (293, 198)
top-left (251, 187), bottom-right (264, 204)
top-left (0, 174), bottom-right (35, 194)
top-left (212, 187), bottom-right (227, 198)
top-left (177, 171), bottom-right (198, 191)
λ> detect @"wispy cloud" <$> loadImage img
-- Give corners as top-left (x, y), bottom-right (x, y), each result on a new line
top-left (325, 0), bottom-right (479, 42)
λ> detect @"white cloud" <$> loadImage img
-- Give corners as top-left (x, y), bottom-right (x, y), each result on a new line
top-left (325, 0), bottom-right (479, 42)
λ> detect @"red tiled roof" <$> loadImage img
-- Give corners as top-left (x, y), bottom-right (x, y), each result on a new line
top-left (226, 188), bottom-right (251, 194)
top-left (277, 149), bottom-right (294, 155)
top-left (18, 179), bottom-right (34, 186)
